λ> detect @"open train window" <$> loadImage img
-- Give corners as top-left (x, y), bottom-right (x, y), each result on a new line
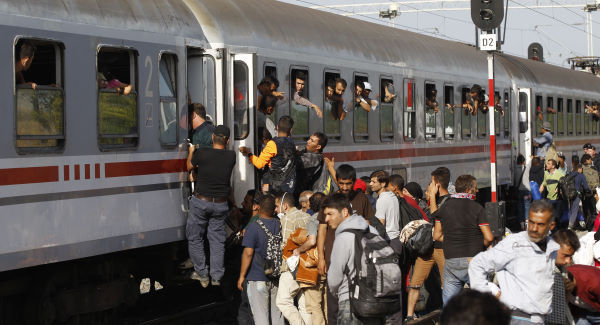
top-left (290, 68), bottom-right (310, 140)
top-left (354, 74), bottom-right (369, 142)
top-left (477, 93), bottom-right (487, 138)
top-left (576, 100), bottom-right (582, 135)
top-left (15, 38), bottom-right (65, 151)
top-left (234, 61), bottom-right (249, 140)
top-left (187, 49), bottom-right (216, 131)
top-left (324, 71), bottom-right (341, 141)
top-left (546, 97), bottom-right (555, 135)
top-left (494, 91), bottom-right (501, 136)
top-left (444, 85), bottom-right (455, 140)
top-left (425, 82), bottom-right (437, 140)
top-left (557, 98), bottom-right (564, 136)
top-left (503, 91), bottom-right (510, 138)
top-left (404, 79), bottom-right (416, 140)
top-left (380, 78), bottom-right (394, 142)
top-left (460, 87), bottom-right (471, 139)
top-left (584, 100), bottom-right (591, 135)
top-left (535, 95), bottom-right (543, 136)
top-left (97, 47), bottom-right (138, 149)
top-left (158, 53), bottom-right (177, 146)
top-left (567, 99), bottom-right (573, 136)
top-left (594, 114), bottom-right (599, 134)
top-left (264, 64), bottom-right (277, 80)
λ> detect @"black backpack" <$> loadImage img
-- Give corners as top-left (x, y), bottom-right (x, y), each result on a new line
top-left (342, 229), bottom-right (402, 318)
top-left (406, 223), bottom-right (434, 258)
top-left (256, 219), bottom-right (283, 281)
top-left (559, 173), bottom-right (578, 201)
top-left (398, 197), bottom-right (424, 230)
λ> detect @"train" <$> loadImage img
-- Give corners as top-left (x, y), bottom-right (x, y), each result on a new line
top-left (1, 0), bottom-right (599, 323)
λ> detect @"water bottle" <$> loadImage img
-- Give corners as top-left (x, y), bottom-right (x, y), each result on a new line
top-left (530, 181), bottom-right (542, 201)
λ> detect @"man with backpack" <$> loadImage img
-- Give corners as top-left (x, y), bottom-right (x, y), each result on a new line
top-left (323, 193), bottom-right (402, 324)
top-left (563, 163), bottom-right (590, 230)
top-left (582, 154), bottom-right (599, 230)
top-left (238, 194), bottom-right (285, 325)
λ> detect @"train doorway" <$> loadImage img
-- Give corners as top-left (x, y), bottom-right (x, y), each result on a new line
top-left (517, 88), bottom-right (532, 159)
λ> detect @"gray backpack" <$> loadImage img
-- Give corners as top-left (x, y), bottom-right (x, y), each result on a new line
top-left (343, 229), bottom-right (402, 318)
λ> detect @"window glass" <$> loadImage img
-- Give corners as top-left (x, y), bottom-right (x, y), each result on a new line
top-left (477, 105), bottom-right (487, 137)
top-left (98, 48), bottom-right (138, 148)
top-left (547, 97), bottom-right (554, 134)
top-left (557, 98), bottom-right (564, 136)
top-left (584, 101), bottom-right (591, 135)
top-left (324, 72), bottom-right (342, 140)
top-left (425, 83), bottom-right (437, 140)
top-left (567, 99), bottom-right (573, 135)
top-left (535, 95), bottom-right (543, 136)
top-left (158, 53), bottom-right (177, 145)
top-left (233, 61), bottom-right (249, 140)
top-left (187, 51), bottom-right (216, 126)
top-left (461, 88), bottom-right (471, 139)
top-left (594, 116), bottom-right (599, 134)
top-left (354, 75), bottom-right (369, 141)
top-left (494, 91), bottom-right (501, 136)
top-left (576, 100), bottom-right (582, 135)
top-left (444, 85), bottom-right (455, 139)
top-left (380, 78), bottom-right (394, 141)
top-left (404, 79), bottom-right (416, 140)
top-left (503, 91), bottom-right (510, 138)
top-left (15, 40), bottom-right (65, 149)
top-left (290, 69), bottom-right (310, 139)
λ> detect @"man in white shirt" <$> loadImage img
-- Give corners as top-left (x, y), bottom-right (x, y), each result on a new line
top-left (369, 170), bottom-right (400, 241)
top-left (469, 200), bottom-right (560, 325)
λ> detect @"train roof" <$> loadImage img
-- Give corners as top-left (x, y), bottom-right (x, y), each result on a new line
top-left (0, 0), bottom-right (206, 41)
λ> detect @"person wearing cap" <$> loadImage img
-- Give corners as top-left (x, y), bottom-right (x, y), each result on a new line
top-left (292, 71), bottom-right (323, 118)
top-left (361, 81), bottom-right (378, 111)
top-left (186, 125), bottom-right (236, 287)
top-left (583, 143), bottom-right (600, 173)
top-left (533, 121), bottom-right (554, 158)
top-left (354, 81), bottom-right (376, 112)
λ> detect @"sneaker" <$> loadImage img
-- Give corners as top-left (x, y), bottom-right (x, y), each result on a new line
top-left (404, 315), bottom-right (417, 324)
top-left (211, 279), bottom-right (221, 286)
top-left (178, 258), bottom-right (194, 270)
top-left (190, 271), bottom-right (209, 288)
top-left (579, 221), bottom-right (586, 229)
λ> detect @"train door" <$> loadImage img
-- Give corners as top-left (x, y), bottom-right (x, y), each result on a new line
top-left (230, 53), bottom-right (256, 204)
top-left (517, 88), bottom-right (532, 159)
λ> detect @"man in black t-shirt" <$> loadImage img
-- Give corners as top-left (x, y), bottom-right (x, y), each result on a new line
top-left (186, 125), bottom-right (236, 288)
top-left (433, 175), bottom-right (494, 306)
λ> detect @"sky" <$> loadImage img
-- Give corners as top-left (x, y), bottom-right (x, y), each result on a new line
top-left (278, 0), bottom-right (600, 68)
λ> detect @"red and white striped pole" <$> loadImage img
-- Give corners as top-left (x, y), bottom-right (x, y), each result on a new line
top-left (488, 52), bottom-right (497, 202)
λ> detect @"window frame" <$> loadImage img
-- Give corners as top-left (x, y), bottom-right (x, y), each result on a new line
top-left (567, 98), bottom-right (573, 136)
top-left (503, 90), bottom-right (510, 138)
top-left (323, 69), bottom-right (342, 142)
top-left (233, 60), bottom-right (250, 140)
top-left (443, 84), bottom-right (455, 140)
top-left (424, 81), bottom-right (437, 141)
top-left (157, 51), bottom-right (178, 147)
top-left (14, 37), bottom-right (66, 153)
top-left (289, 66), bottom-right (311, 141)
top-left (380, 75), bottom-right (394, 142)
top-left (584, 100), bottom-right (592, 135)
top-left (403, 78), bottom-right (417, 141)
top-left (557, 97), bottom-right (565, 136)
top-left (353, 72), bottom-right (370, 143)
top-left (576, 99), bottom-right (583, 136)
top-left (460, 87), bottom-right (472, 140)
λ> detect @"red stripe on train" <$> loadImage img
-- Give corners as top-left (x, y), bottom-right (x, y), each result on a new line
top-left (104, 159), bottom-right (187, 178)
top-left (324, 144), bottom-right (511, 161)
top-left (0, 166), bottom-right (59, 186)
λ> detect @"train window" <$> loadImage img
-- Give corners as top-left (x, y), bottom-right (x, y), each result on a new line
top-left (503, 91), bottom-right (510, 138)
top-left (584, 100), bottom-right (592, 135)
top-left (425, 83), bottom-right (437, 140)
top-left (97, 47), bottom-right (138, 149)
top-left (158, 53), bottom-right (177, 146)
top-left (15, 39), bottom-right (65, 151)
top-left (567, 99), bottom-right (573, 136)
top-left (234, 61), bottom-right (249, 140)
top-left (494, 91), bottom-right (501, 136)
top-left (380, 78), bottom-right (394, 142)
top-left (546, 97), bottom-right (555, 135)
top-left (264, 64), bottom-right (277, 80)
top-left (535, 95), bottom-right (543, 136)
top-left (594, 116), bottom-right (599, 134)
top-left (444, 85), bottom-right (455, 139)
top-left (576, 100), bottom-right (582, 135)
top-left (354, 74), bottom-right (369, 142)
top-left (290, 68), bottom-right (310, 139)
top-left (477, 104), bottom-right (487, 138)
top-left (461, 88), bottom-right (471, 139)
top-left (557, 98), bottom-right (564, 136)
top-left (187, 49), bottom-right (216, 128)
top-left (403, 79), bottom-right (416, 140)
top-left (324, 71), bottom-right (341, 141)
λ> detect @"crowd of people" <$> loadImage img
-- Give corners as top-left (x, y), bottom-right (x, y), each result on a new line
top-left (183, 99), bottom-right (600, 324)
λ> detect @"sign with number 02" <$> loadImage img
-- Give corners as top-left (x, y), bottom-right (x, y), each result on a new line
top-left (479, 33), bottom-right (497, 51)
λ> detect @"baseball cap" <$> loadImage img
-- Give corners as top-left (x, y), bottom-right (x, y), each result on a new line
top-left (353, 178), bottom-right (367, 192)
top-left (214, 125), bottom-right (230, 137)
top-left (583, 143), bottom-right (595, 150)
top-left (363, 82), bottom-right (373, 91)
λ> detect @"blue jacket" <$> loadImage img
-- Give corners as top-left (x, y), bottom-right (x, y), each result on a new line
top-left (569, 171), bottom-right (590, 193)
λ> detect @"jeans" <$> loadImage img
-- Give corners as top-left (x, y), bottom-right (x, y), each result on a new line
top-left (568, 197), bottom-right (582, 228)
top-left (237, 280), bottom-right (255, 325)
top-left (576, 314), bottom-right (600, 325)
top-left (442, 257), bottom-right (470, 306)
top-left (247, 280), bottom-right (284, 325)
top-left (186, 196), bottom-right (228, 280)
top-left (548, 199), bottom-right (563, 224)
top-left (518, 190), bottom-right (531, 222)
top-left (337, 299), bottom-right (383, 325)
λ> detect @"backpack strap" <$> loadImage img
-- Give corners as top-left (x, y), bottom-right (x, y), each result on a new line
top-left (438, 195), bottom-right (449, 209)
top-left (256, 218), bottom-right (278, 239)
top-left (340, 229), bottom-right (368, 284)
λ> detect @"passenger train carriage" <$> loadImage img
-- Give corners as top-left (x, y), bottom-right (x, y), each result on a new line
top-left (0, 0), bottom-right (599, 322)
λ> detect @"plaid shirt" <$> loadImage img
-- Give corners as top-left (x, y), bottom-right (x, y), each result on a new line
top-left (280, 207), bottom-right (312, 250)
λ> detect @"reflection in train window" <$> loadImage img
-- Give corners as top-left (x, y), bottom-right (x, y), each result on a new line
top-left (159, 53), bottom-right (177, 146)
top-left (461, 88), bottom-right (471, 139)
top-left (494, 91), bottom-right (501, 136)
top-left (576, 100), bottom-right (582, 135)
top-left (535, 95), bottom-right (543, 136)
top-left (557, 98), bottom-right (564, 136)
top-left (425, 83), bottom-right (437, 140)
top-left (444, 85), bottom-right (454, 140)
top-left (234, 61), bottom-right (249, 140)
top-left (546, 97), bottom-right (554, 134)
top-left (503, 91), bottom-right (510, 138)
top-left (97, 47), bottom-right (138, 149)
top-left (324, 71), bottom-right (341, 141)
top-left (354, 74), bottom-right (369, 142)
top-left (584, 100), bottom-right (591, 135)
top-left (404, 79), bottom-right (416, 140)
top-left (290, 68), bottom-right (310, 139)
top-left (15, 39), bottom-right (65, 150)
top-left (567, 99), bottom-right (573, 135)
top-left (380, 78), bottom-right (394, 142)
